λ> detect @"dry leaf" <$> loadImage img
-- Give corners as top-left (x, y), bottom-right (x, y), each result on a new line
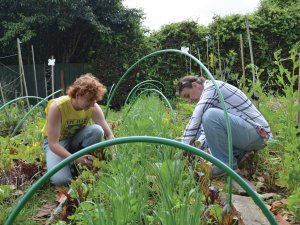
top-left (275, 213), bottom-right (290, 225)
top-left (281, 198), bottom-right (288, 205)
top-left (271, 200), bottom-right (283, 213)
top-left (275, 181), bottom-right (288, 188)
top-left (55, 187), bottom-right (70, 202)
top-left (34, 203), bottom-right (57, 218)
top-left (56, 193), bottom-right (68, 203)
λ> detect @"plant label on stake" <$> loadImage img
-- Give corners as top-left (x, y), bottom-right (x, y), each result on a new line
top-left (48, 57), bottom-right (55, 98)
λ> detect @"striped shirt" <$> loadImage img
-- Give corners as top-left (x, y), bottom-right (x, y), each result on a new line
top-left (182, 80), bottom-right (272, 145)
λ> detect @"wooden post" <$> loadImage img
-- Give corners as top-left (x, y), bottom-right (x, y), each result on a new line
top-left (245, 18), bottom-right (258, 108)
top-left (197, 47), bottom-right (203, 77)
top-left (17, 42), bottom-right (23, 97)
top-left (189, 45), bottom-right (192, 73)
top-left (60, 70), bottom-right (65, 95)
top-left (240, 34), bottom-right (246, 90)
top-left (44, 76), bottom-right (48, 97)
top-left (17, 38), bottom-right (29, 106)
top-left (51, 56), bottom-right (55, 98)
top-left (0, 82), bottom-right (6, 104)
top-left (31, 45), bottom-right (38, 97)
top-left (44, 63), bottom-right (48, 97)
top-left (206, 38), bottom-right (209, 70)
top-left (245, 18), bottom-right (256, 86)
top-left (217, 34), bottom-right (222, 80)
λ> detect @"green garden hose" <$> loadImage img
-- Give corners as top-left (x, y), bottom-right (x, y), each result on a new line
top-left (5, 136), bottom-right (277, 225)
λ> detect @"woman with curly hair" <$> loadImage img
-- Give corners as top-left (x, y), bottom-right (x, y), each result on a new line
top-left (42, 73), bottom-right (114, 186)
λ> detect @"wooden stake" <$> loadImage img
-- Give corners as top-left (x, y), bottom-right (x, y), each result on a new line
top-left (17, 38), bottom-right (29, 106)
top-left (197, 47), bottom-right (203, 77)
top-left (31, 45), bottom-right (38, 97)
top-left (206, 38), bottom-right (209, 70)
top-left (44, 63), bottom-right (47, 97)
top-left (44, 76), bottom-right (48, 97)
top-left (0, 82), bottom-right (6, 104)
top-left (60, 70), bottom-right (65, 95)
top-left (245, 18), bottom-right (256, 85)
top-left (217, 34), bottom-right (222, 80)
top-left (190, 45), bottom-right (192, 73)
top-left (245, 18), bottom-right (258, 108)
top-left (17, 39), bottom-right (23, 97)
top-left (240, 34), bottom-right (246, 90)
top-left (51, 56), bottom-right (55, 98)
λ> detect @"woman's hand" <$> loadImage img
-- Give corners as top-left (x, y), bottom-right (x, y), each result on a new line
top-left (75, 155), bottom-right (93, 167)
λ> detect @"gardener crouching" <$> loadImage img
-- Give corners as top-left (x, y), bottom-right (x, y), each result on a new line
top-left (42, 73), bottom-right (115, 186)
top-left (177, 75), bottom-right (272, 178)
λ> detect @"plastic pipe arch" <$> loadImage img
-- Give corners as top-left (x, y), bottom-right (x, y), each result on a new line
top-left (0, 96), bottom-right (46, 111)
top-left (124, 80), bottom-right (165, 106)
top-left (105, 49), bottom-right (234, 206)
top-left (124, 88), bottom-right (177, 125)
top-left (5, 136), bottom-right (277, 225)
top-left (11, 90), bottom-right (62, 136)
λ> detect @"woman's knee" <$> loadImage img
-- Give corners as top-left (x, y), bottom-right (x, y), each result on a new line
top-left (202, 108), bottom-right (223, 128)
top-left (80, 124), bottom-right (104, 147)
top-left (88, 124), bottom-right (104, 139)
top-left (50, 169), bottom-right (72, 186)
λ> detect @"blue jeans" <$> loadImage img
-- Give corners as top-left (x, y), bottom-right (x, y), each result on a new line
top-left (202, 108), bottom-right (266, 168)
top-left (43, 124), bottom-right (104, 186)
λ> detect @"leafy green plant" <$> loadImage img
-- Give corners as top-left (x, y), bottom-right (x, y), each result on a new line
top-left (288, 187), bottom-right (300, 221)
top-left (272, 43), bottom-right (300, 191)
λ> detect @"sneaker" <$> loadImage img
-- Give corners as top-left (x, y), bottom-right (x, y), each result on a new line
top-left (210, 165), bottom-right (239, 178)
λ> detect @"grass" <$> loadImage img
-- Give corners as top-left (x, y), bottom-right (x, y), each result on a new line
top-left (1, 87), bottom-right (299, 223)
top-left (1, 183), bottom-right (57, 225)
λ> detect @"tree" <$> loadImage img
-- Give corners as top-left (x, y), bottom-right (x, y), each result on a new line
top-left (0, 0), bottom-right (144, 63)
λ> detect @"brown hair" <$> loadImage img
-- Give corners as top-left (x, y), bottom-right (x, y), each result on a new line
top-left (177, 75), bottom-right (206, 94)
top-left (66, 73), bottom-right (107, 101)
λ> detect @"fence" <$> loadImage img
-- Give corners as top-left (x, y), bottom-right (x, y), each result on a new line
top-left (0, 63), bottom-right (88, 102)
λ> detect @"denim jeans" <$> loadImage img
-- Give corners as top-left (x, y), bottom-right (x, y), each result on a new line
top-left (43, 124), bottom-right (104, 186)
top-left (202, 108), bottom-right (266, 168)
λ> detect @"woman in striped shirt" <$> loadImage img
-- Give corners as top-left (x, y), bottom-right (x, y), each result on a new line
top-left (177, 75), bottom-right (272, 177)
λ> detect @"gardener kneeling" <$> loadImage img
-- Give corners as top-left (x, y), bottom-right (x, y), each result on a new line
top-left (177, 75), bottom-right (272, 178)
top-left (42, 74), bottom-right (115, 186)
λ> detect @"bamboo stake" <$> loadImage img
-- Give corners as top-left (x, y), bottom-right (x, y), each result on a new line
top-left (206, 38), bottom-right (209, 70)
top-left (0, 82), bottom-right (6, 104)
top-left (240, 34), bottom-right (246, 90)
top-left (44, 63), bottom-right (48, 97)
top-left (245, 18), bottom-right (256, 85)
top-left (190, 45), bottom-right (192, 73)
top-left (217, 34), bottom-right (222, 80)
top-left (17, 38), bottom-right (29, 106)
top-left (245, 18), bottom-right (258, 108)
top-left (197, 47), bottom-right (203, 76)
top-left (31, 45), bottom-right (38, 97)
top-left (60, 70), bottom-right (65, 95)
top-left (17, 39), bottom-right (23, 97)
top-left (51, 56), bottom-right (55, 98)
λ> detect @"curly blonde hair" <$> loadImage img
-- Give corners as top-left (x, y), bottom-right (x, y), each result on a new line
top-left (66, 73), bottom-right (107, 101)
